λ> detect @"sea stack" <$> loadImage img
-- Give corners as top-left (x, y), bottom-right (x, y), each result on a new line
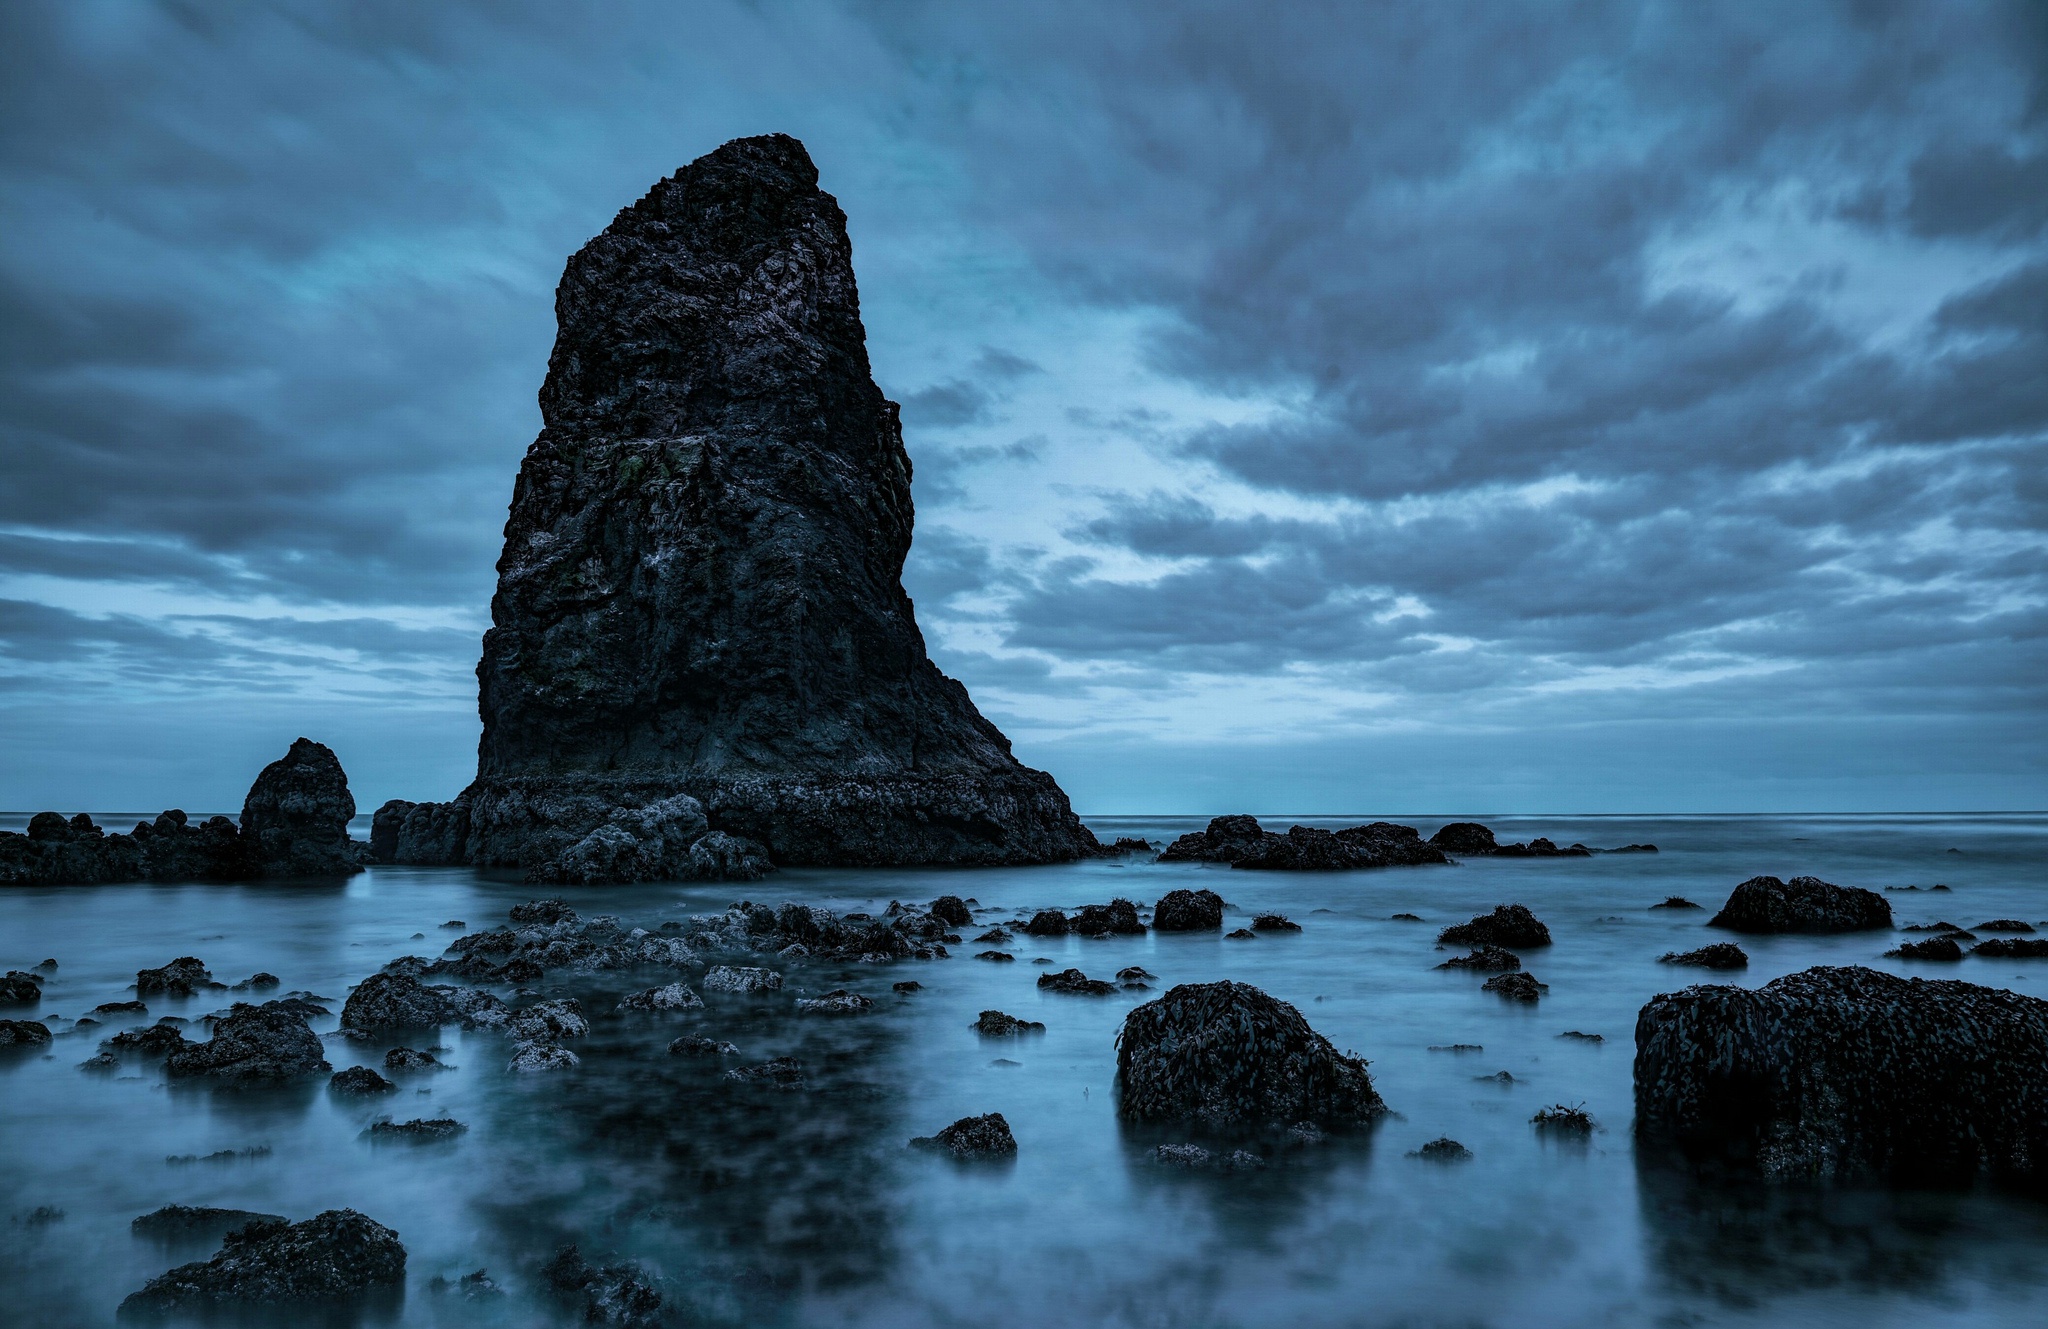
top-left (441, 134), bottom-right (1095, 871)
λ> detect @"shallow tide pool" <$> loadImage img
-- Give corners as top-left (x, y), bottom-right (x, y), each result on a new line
top-left (4, 812), bottom-right (2047, 1327)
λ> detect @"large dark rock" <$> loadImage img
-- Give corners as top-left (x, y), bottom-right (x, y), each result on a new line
top-left (1708, 876), bottom-right (1892, 934)
top-left (341, 973), bottom-right (454, 1030)
top-left (0, 970), bottom-right (40, 1004)
top-left (120, 1209), bottom-right (405, 1312)
top-left (240, 738), bottom-right (364, 875)
top-left (1152, 888), bottom-right (1225, 931)
top-left (911, 1112), bottom-right (1017, 1159)
top-left (1069, 899), bottom-right (1144, 936)
top-left (1437, 904), bottom-right (1553, 949)
top-left (1115, 980), bottom-right (1388, 1130)
top-left (164, 1002), bottom-right (331, 1083)
top-left (0, 1019), bottom-right (51, 1046)
top-left (389, 133), bottom-right (1099, 875)
top-left (1635, 965), bottom-right (2048, 1188)
top-left (1428, 822), bottom-right (1498, 855)
top-left (1159, 816), bottom-right (1446, 870)
top-left (136, 957), bottom-right (220, 998)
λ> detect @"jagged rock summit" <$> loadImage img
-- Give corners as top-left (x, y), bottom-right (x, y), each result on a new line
top-left (390, 134), bottom-right (1097, 874)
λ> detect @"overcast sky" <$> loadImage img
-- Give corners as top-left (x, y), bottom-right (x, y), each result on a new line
top-left (2, 1), bottom-right (2045, 814)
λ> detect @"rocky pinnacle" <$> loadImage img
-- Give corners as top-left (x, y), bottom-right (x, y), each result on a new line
top-left (461, 134), bottom-right (1097, 868)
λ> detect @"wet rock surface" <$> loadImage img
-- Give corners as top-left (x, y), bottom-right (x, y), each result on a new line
top-left (1483, 973), bottom-right (1546, 1002)
top-left (543, 1245), bottom-right (663, 1328)
top-left (340, 972), bottom-right (454, 1030)
top-left (163, 1002), bottom-right (331, 1083)
top-left (667, 1035), bottom-right (740, 1057)
top-left (1438, 905), bottom-right (1553, 949)
top-left (1888, 937), bottom-right (1965, 961)
top-left (911, 1112), bottom-right (1017, 1159)
top-left (136, 958), bottom-right (220, 999)
top-left (616, 982), bottom-right (703, 1012)
top-left (1438, 945), bottom-right (1522, 972)
top-left (0, 1018), bottom-right (51, 1046)
top-left (1037, 968), bottom-right (1118, 996)
top-left (1414, 1137), bottom-right (1474, 1161)
top-left (1660, 943), bottom-right (1749, 970)
top-left (1115, 980), bottom-right (1387, 1130)
top-left (0, 970), bottom-right (41, 1004)
top-left (397, 134), bottom-right (1100, 874)
top-left (365, 1117), bottom-right (467, 1142)
top-left (119, 1208), bottom-right (405, 1312)
top-left (1635, 965), bottom-right (2048, 1187)
top-left (239, 738), bottom-right (364, 876)
top-left (973, 1010), bottom-right (1045, 1036)
top-left (1160, 815), bottom-right (1447, 870)
top-left (1152, 888), bottom-right (1225, 931)
top-left (1971, 938), bottom-right (2048, 958)
top-left (1708, 876), bottom-right (1892, 934)
top-left (329, 1066), bottom-right (395, 1094)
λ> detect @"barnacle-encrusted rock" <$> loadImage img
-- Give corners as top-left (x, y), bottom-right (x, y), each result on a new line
top-left (411, 134), bottom-right (1099, 873)
top-left (108, 1022), bottom-right (190, 1056)
top-left (1707, 876), bottom-right (1891, 934)
top-left (508, 1043), bottom-right (580, 1073)
top-left (365, 1117), bottom-right (467, 1142)
top-left (382, 1047), bottom-right (441, 1071)
top-left (1660, 943), bottom-right (1749, 970)
top-left (1114, 980), bottom-right (1387, 1129)
top-left (341, 973), bottom-right (454, 1030)
top-left (1160, 816), bottom-right (1446, 871)
top-left (119, 1209), bottom-right (404, 1312)
top-left (724, 1056), bottom-right (804, 1088)
top-left (509, 999), bottom-right (589, 1043)
top-left (1438, 905), bottom-right (1552, 949)
top-left (164, 1002), bottom-right (330, 1083)
top-left (1437, 945), bottom-right (1521, 972)
top-left (911, 1112), bottom-right (1016, 1159)
top-left (1152, 888), bottom-right (1225, 932)
top-left (1634, 965), bottom-right (2048, 1186)
top-left (1973, 938), bottom-right (2048, 957)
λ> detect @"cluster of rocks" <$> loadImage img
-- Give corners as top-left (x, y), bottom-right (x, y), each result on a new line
top-left (0, 739), bottom-right (368, 885)
top-left (120, 1209), bottom-right (405, 1314)
top-left (1634, 965), bottom-right (2048, 1186)
top-left (1426, 823), bottom-right (1655, 856)
top-left (376, 790), bottom-right (774, 886)
top-left (1115, 980), bottom-right (1387, 1130)
top-left (1159, 816), bottom-right (1447, 871)
top-left (1707, 875), bottom-right (1891, 934)
top-left (1022, 899), bottom-right (1144, 936)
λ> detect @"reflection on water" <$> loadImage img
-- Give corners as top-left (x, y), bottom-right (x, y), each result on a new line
top-left (2, 813), bottom-right (2046, 1326)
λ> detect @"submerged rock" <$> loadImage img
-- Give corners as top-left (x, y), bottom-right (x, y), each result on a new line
top-left (1660, 943), bottom-right (1749, 970)
top-left (973, 1010), bottom-right (1045, 1036)
top-left (724, 1056), bottom-right (805, 1089)
top-left (365, 1118), bottom-right (467, 1142)
top-left (119, 1208), bottom-right (405, 1312)
top-left (542, 1245), bottom-right (663, 1328)
top-left (1413, 1137), bottom-right (1474, 1161)
top-left (616, 983), bottom-right (703, 1013)
top-left (440, 134), bottom-right (1097, 873)
top-left (1037, 968), bottom-right (1117, 996)
top-left (0, 1019), bottom-right (51, 1046)
top-left (911, 1112), bottom-right (1016, 1159)
top-left (667, 1035), bottom-right (740, 1057)
top-left (164, 1002), bottom-right (330, 1083)
top-left (1152, 888), bottom-right (1225, 932)
top-left (382, 1047), bottom-right (442, 1071)
top-left (1437, 945), bottom-right (1521, 972)
top-left (340, 973), bottom-right (453, 1030)
top-left (1437, 905), bottom-right (1553, 949)
top-left (329, 1066), bottom-right (396, 1094)
top-left (1160, 815), bottom-right (1447, 870)
top-left (1115, 980), bottom-right (1388, 1130)
top-left (1707, 875), bottom-right (1892, 934)
top-left (1635, 965), bottom-right (2048, 1186)
top-left (1252, 913), bottom-right (1301, 932)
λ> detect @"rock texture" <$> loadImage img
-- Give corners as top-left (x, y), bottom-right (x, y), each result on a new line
top-left (0, 740), bottom-right (367, 884)
top-left (1115, 980), bottom-right (1388, 1130)
top-left (385, 134), bottom-right (1096, 876)
top-left (911, 1112), bottom-right (1017, 1159)
top-left (1159, 816), bottom-right (1446, 870)
top-left (1634, 965), bottom-right (2048, 1188)
top-left (1437, 904), bottom-right (1553, 949)
top-left (164, 1002), bottom-right (331, 1083)
top-left (120, 1209), bottom-right (405, 1312)
top-left (1152, 888), bottom-right (1225, 931)
top-left (1708, 876), bottom-right (1892, 934)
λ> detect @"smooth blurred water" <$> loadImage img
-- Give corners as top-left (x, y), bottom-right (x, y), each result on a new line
top-left (3, 812), bottom-right (2047, 1327)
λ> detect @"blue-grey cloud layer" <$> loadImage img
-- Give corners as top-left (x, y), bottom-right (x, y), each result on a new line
top-left (1, 0), bottom-right (2043, 810)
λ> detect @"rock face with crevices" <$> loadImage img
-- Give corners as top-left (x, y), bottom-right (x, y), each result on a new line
top-left (1634, 965), bottom-right (2048, 1188)
top-left (1115, 980), bottom-right (1387, 1130)
top-left (240, 738), bottom-right (363, 876)
top-left (388, 134), bottom-right (1097, 875)
top-left (1707, 876), bottom-right (1892, 934)
top-left (120, 1209), bottom-right (405, 1312)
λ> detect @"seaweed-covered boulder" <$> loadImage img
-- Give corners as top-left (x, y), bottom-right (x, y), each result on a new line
top-left (120, 1209), bottom-right (405, 1312)
top-left (240, 738), bottom-right (365, 876)
top-left (1660, 943), bottom-right (1749, 970)
top-left (341, 973), bottom-right (454, 1030)
top-left (1037, 968), bottom-right (1117, 996)
top-left (164, 1002), bottom-right (330, 1083)
top-left (1634, 965), bottom-right (2048, 1186)
top-left (911, 1112), bottom-right (1017, 1159)
top-left (137, 957), bottom-right (220, 998)
top-left (1114, 980), bottom-right (1387, 1129)
top-left (1437, 905), bottom-right (1552, 949)
top-left (1069, 899), bottom-right (1144, 936)
top-left (1437, 945), bottom-right (1521, 972)
top-left (1152, 888), bottom-right (1225, 932)
top-left (1707, 876), bottom-right (1891, 934)
top-left (1888, 937), bottom-right (1965, 961)
top-left (0, 1019), bottom-right (51, 1046)
top-left (1428, 822), bottom-right (1498, 855)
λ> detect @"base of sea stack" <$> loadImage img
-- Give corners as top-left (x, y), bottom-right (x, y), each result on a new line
top-left (393, 771), bottom-right (1100, 869)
